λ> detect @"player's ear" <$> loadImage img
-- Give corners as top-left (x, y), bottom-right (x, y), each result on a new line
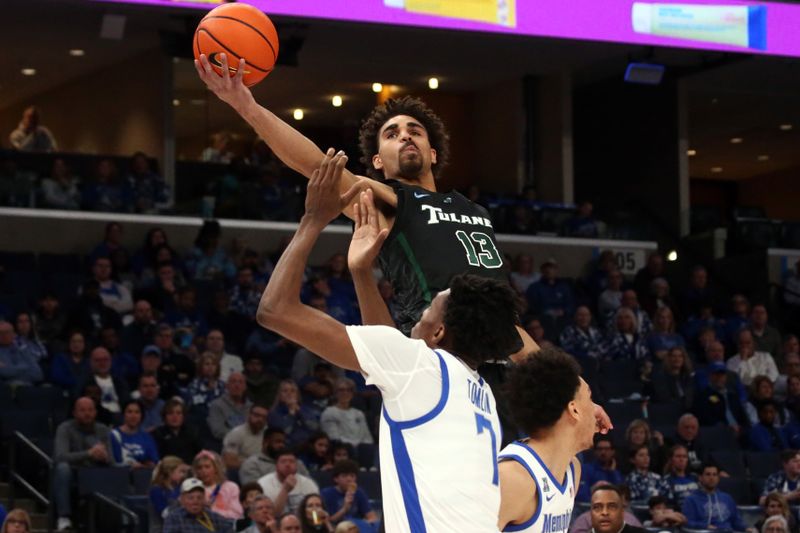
top-left (430, 148), bottom-right (437, 165)
top-left (372, 154), bottom-right (383, 170)
top-left (432, 324), bottom-right (446, 345)
top-left (567, 400), bottom-right (580, 422)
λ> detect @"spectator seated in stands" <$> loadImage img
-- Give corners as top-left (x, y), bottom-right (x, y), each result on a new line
top-left (509, 253), bottom-right (540, 295)
top-left (86, 255), bottom-right (134, 317)
top-left (121, 300), bottom-right (156, 358)
top-left (223, 404), bottom-right (269, 471)
top-left (257, 450), bottom-right (319, 516)
top-left (185, 220), bottom-right (236, 282)
top-left (749, 400), bottom-right (788, 452)
top-left (669, 414), bottom-right (705, 474)
top-left (208, 372), bottom-right (252, 442)
top-left (82, 381), bottom-right (115, 426)
top-left (76, 346), bottom-right (131, 419)
top-left (82, 158), bottom-right (132, 212)
top-left (235, 482), bottom-right (265, 531)
top-left (601, 307), bottom-right (649, 361)
top-left (728, 329), bottom-right (779, 387)
top-left (724, 294), bottom-right (752, 349)
top-left (53, 397), bottom-right (112, 532)
top-left (682, 462), bottom-right (747, 532)
top-left (99, 326), bottom-right (139, 389)
top-left (619, 290), bottom-right (653, 337)
top-left (754, 493), bottom-right (799, 533)
top-left (558, 306), bottom-right (604, 360)
top-left (647, 307), bottom-right (685, 361)
top-left (695, 341), bottom-right (748, 404)
top-left (692, 361), bottom-right (749, 433)
top-left (229, 267), bottom-right (262, 322)
top-left (111, 399), bottom-right (160, 468)
top-left (634, 252), bottom-right (665, 301)
top-left (41, 157), bottom-right (81, 210)
top-left (747, 376), bottom-right (790, 427)
top-left (320, 378), bottom-right (374, 451)
top-left (192, 450), bottom-right (244, 521)
top-left (624, 445), bottom-right (668, 503)
top-left (761, 514), bottom-right (791, 533)
top-left (300, 433), bottom-right (333, 473)
top-left (298, 493), bottom-right (336, 532)
top-left (69, 280), bottom-right (122, 341)
top-left (133, 227), bottom-right (182, 283)
top-left (239, 428), bottom-right (311, 486)
top-left (275, 514), bottom-right (302, 533)
top-left (35, 291), bottom-right (67, 352)
top-left (149, 456), bottom-right (189, 530)
top-left (641, 277), bottom-right (678, 322)
top-left (165, 287), bottom-right (209, 355)
top-left (643, 495), bottom-right (687, 529)
top-left (205, 329), bottom-right (243, 382)
top-left (269, 379), bottom-right (322, 449)
top-left (0, 320), bottom-right (43, 386)
top-left (569, 481), bottom-right (642, 533)
top-left (525, 258), bottom-right (575, 326)
top-left (89, 221), bottom-right (128, 264)
top-left (598, 268), bottom-right (624, 323)
top-left (152, 324), bottom-right (195, 398)
top-left (240, 494), bottom-right (276, 533)
top-left (202, 132), bottom-right (234, 164)
top-left (648, 347), bottom-right (694, 410)
top-left (127, 151), bottom-right (170, 213)
top-left (320, 460), bottom-right (378, 527)
top-left (522, 316), bottom-right (553, 350)
top-left (2, 509), bottom-right (33, 533)
top-left (565, 200), bottom-right (600, 238)
top-left (14, 311), bottom-right (48, 365)
top-left (153, 398), bottom-right (201, 465)
top-left (683, 305), bottom-right (725, 358)
top-left (761, 450), bottom-right (800, 506)
top-left (620, 420), bottom-right (666, 475)
top-left (244, 354), bottom-right (279, 409)
top-left (577, 436), bottom-right (624, 502)
top-left (663, 444), bottom-right (699, 508)
top-left (681, 266), bottom-right (716, 321)
top-left (143, 262), bottom-right (185, 314)
top-left (132, 373), bottom-right (164, 432)
top-left (183, 352), bottom-right (226, 417)
top-left (9, 105), bottom-right (57, 152)
top-left (163, 477), bottom-right (234, 533)
top-left (750, 304), bottom-right (783, 366)
top-left (589, 484), bottom-right (645, 533)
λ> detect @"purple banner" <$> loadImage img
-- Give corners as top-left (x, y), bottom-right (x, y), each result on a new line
top-left (95, 0), bottom-right (800, 58)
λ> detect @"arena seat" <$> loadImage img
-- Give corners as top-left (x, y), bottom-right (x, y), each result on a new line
top-left (358, 470), bottom-right (382, 501)
top-left (77, 466), bottom-right (132, 497)
top-left (718, 476), bottom-right (751, 503)
top-left (697, 425), bottom-right (740, 451)
top-left (39, 252), bottom-right (84, 275)
top-left (647, 402), bottom-right (683, 427)
top-left (709, 450), bottom-right (747, 478)
top-left (131, 467), bottom-right (155, 495)
top-left (746, 452), bottom-right (781, 479)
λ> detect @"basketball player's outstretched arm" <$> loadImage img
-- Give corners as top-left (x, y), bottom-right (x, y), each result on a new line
top-left (194, 54), bottom-right (397, 218)
top-left (257, 151), bottom-right (362, 369)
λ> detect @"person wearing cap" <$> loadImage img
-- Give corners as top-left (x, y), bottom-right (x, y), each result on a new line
top-left (525, 257), bottom-right (575, 327)
top-left (692, 361), bottom-right (748, 433)
top-left (163, 478), bottom-right (233, 533)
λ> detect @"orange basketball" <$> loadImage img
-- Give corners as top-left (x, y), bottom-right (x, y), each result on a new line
top-left (194, 3), bottom-right (279, 87)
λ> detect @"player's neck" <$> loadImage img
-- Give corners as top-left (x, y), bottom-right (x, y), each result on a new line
top-left (523, 433), bottom-right (576, 483)
top-left (393, 173), bottom-right (437, 192)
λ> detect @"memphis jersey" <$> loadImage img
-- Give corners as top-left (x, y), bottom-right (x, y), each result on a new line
top-left (378, 180), bottom-right (506, 335)
top-left (498, 441), bottom-right (576, 533)
top-left (346, 325), bottom-right (502, 533)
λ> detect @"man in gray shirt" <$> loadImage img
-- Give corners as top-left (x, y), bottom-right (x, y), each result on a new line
top-left (207, 372), bottom-right (252, 440)
top-left (53, 396), bottom-right (112, 531)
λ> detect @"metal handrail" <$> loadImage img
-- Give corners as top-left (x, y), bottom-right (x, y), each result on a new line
top-left (88, 492), bottom-right (139, 533)
top-left (8, 431), bottom-right (53, 532)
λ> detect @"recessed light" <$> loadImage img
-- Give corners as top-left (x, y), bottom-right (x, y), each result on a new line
top-left (428, 77), bottom-right (439, 90)
top-left (757, 155), bottom-right (770, 161)
top-left (69, 49), bottom-right (85, 57)
top-left (172, 99), bottom-right (181, 107)
top-left (293, 109), bottom-right (304, 120)
top-left (730, 137), bottom-right (743, 144)
top-left (780, 124), bottom-right (793, 131)
top-left (667, 250), bottom-right (678, 262)
top-left (21, 68), bottom-right (36, 76)
top-left (331, 95), bottom-right (342, 108)
top-left (687, 149), bottom-right (697, 156)
top-left (190, 99), bottom-right (206, 106)
top-left (711, 167), bottom-right (723, 173)
top-left (372, 83), bottom-right (383, 93)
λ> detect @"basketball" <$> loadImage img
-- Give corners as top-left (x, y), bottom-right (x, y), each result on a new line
top-left (193, 3), bottom-right (279, 87)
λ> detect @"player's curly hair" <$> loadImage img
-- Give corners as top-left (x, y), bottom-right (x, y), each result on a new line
top-left (443, 274), bottom-right (522, 365)
top-left (358, 96), bottom-right (450, 180)
top-left (507, 347), bottom-right (581, 436)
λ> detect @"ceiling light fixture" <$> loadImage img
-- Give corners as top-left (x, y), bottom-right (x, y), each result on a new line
top-left (69, 49), bottom-right (85, 57)
top-left (21, 68), bottom-right (36, 76)
top-left (667, 250), bottom-right (678, 262)
top-left (172, 99), bottom-right (180, 107)
top-left (757, 155), bottom-right (770, 161)
top-left (687, 149), bottom-right (697, 156)
top-left (331, 95), bottom-right (342, 108)
top-left (293, 109), bottom-right (304, 120)
top-left (428, 77), bottom-right (439, 90)
top-left (730, 137), bottom-right (743, 144)
top-left (711, 167), bottom-right (723, 173)
top-left (372, 83), bottom-right (383, 93)
top-left (780, 124), bottom-right (793, 131)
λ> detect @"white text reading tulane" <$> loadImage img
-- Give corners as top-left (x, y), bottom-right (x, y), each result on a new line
top-left (420, 205), bottom-right (492, 227)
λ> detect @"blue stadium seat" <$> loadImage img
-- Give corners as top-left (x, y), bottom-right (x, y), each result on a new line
top-left (0, 251), bottom-right (36, 271)
top-left (311, 469), bottom-right (333, 488)
top-left (718, 476), bottom-right (751, 504)
top-left (0, 270), bottom-right (43, 304)
top-left (647, 402), bottom-right (683, 427)
top-left (131, 467), bottom-right (154, 495)
top-left (604, 401), bottom-right (644, 427)
top-left (0, 384), bottom-right (13, 413)
top-left (697, 425), bottom-right (739, 451)
top-left (0, 411), bottom-right (52, 440)
top-left (358, 470), bottom-right (381, 501)
top-left (746, 452), bottom-right (781, 479)
top-left (77, 466), bottom-right (132, 497)
top-left (710, 450), bottom-right (746, 477)
top-left (738, 505), bottom-right (763, 528)
top-left (39, 252), bottom-right (84, 275)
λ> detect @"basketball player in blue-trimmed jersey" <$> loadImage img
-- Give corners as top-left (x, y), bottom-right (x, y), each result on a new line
top-left (257, 153), bottom-right (521, 532)
top-left (498, 348), bottom-right (598, 532)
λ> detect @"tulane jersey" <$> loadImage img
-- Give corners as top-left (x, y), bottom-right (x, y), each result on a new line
top-left (378, 180), bottom-right (506, 335)
top-left (498, 441), bottom-right (576, 533)
top-left (346, 325), bottom-right (502, 533)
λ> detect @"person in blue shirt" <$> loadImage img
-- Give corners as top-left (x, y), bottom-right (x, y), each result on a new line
top-left (526, 259), bottom-right (576, 322)
top-left (663, 444), bottom-right (699, 508)
top-left (646, 307), bottom-right (685, 361)
top-left (750, 400), bottom-right (789, 452)
top-left (682, 463), bottom-right (747, 531)
top-left (149, 455), bottom-right (189, 527)
top-left (0, 504), bottom-right (6, 528)
top-left (320, 460), bottom-right (378, 528)
top-left (577, 436), bottom-right (624, 502)
top-left (111, 399), bottom-right (160, 468)
top-left (0, 320), bottom-right (43, 386)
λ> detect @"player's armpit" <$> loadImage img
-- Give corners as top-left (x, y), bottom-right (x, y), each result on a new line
top-left (344, 175), bottom-right (398, 222)
top-left (498, 459), bottom-right (537, 529)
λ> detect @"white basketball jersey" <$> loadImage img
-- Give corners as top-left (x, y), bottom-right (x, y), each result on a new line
top-left (378, 349), bottom-right (502, 533)
top-left (498, 441), bottom-right (576, 533)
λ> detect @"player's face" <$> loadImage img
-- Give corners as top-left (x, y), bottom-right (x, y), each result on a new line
top-left (410, 290), bottom-right (448, 346)
top-left (374, 115), bottom-right (437, 181)
top-left (575, 378), bottom-right (597, 450)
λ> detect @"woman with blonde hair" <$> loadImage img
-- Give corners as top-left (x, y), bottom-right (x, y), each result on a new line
top-left (602, 307), bottom-right (649, 360)
top-left (183, 352), bottom-right (226, 410)
top-left (268, 379), bottom-right (320, 448)
top-left (620, 419), bottom-right (666, 474)
top-left (1, 509), bottom-right (32, 533)
top-left (192, 449), bottom-right (243, 520)
top-left (148, 456), bottom-right (189, 533)
top-left (754, 493), bottom-right (798, 533)
top-left (647, 307), bottom-right (686, 360)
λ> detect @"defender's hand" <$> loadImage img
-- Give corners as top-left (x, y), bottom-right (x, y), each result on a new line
top-left (348, 188), bottom-right (389, 272)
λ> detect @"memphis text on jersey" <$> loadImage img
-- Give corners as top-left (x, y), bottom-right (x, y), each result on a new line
top-left (421, 204), bottom-right (493, 228)
top-left (542, 508), bottom-right (572, 533)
